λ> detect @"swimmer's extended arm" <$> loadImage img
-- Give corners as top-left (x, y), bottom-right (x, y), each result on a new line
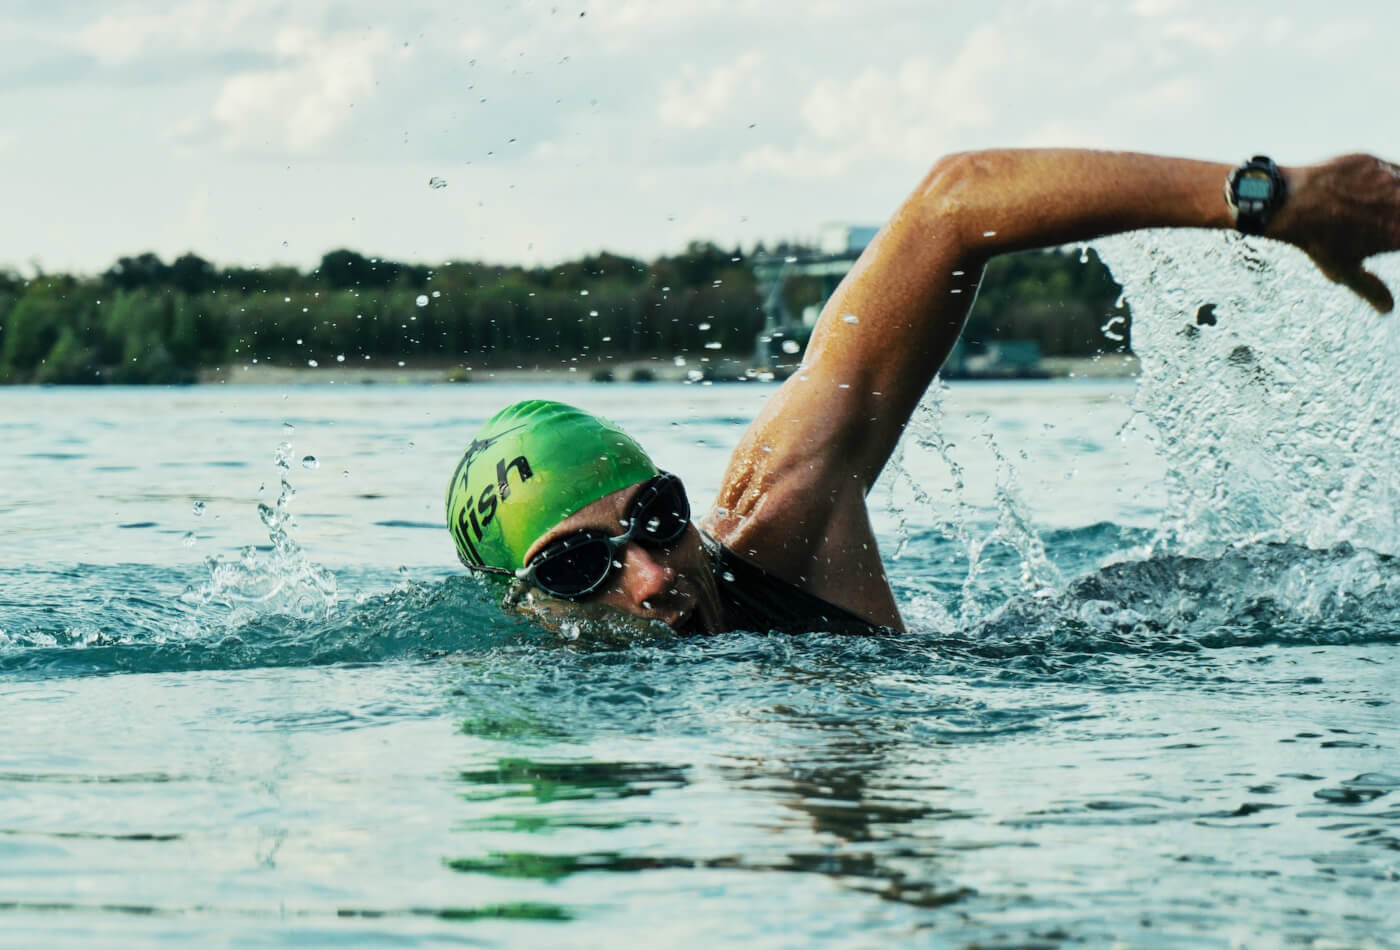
top-left (707, 149), bottom-right (1400, 627)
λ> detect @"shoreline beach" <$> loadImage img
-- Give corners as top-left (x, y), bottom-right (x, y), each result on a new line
top-left (197, 353), bottom-right (1139, 386)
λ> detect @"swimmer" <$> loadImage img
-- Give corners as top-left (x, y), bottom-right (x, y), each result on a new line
top-left (447, 149), bottom-right (1400, 635)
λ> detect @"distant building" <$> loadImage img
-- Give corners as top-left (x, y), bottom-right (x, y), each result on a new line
top-left (818, 224), bottom-right (880, 256)
top-left (752, 223), bottom-right (1047, 380)
top-left (750, 224), bottom-right (878, 376)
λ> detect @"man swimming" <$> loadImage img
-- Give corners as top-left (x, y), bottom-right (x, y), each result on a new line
top-left (447, 149), bottom-right (1400, 635)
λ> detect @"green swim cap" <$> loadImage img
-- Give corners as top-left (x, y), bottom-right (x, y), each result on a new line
top-left (445, 400), bottom-right (659, 572)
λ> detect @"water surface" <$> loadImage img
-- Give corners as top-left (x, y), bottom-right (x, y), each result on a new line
top-left (2, 234), bottom-right (1398, 948)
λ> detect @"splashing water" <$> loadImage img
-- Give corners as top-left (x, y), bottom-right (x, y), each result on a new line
top-left (180, 439), bottom-right (338, 629)
top-left (885, 383), bottom-right (1061, 632)
top-left (1096, 231), bottom-right (1400, 556)
top-left (881, 233), bottom-right (1400, 640)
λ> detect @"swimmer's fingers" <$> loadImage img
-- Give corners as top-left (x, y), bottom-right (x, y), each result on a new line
top-left (1340, 266), bottom-right (1395, 315)
top-left (1278, 154), bottom-right (1400, 314)
top-left (1310, 254), bottom-right (1395, 314)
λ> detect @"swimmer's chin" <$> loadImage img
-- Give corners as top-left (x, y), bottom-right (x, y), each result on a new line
top-left (509, 591), bottom-right (680, 644)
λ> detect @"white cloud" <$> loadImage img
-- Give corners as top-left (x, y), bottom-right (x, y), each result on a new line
top-left (585, 0), bottom-right (746, 36)
top-left (458, 28), bottom-right (491, 55)
top-left (1132, 75), bottom-right (1203, 111)
top-left (187, 28), bottom-right (398, 153)
top-left (1158, 17), bottom-right (1237, 54)
top-left (1130, 0), bottom-right (1182, 17)
top-left (1293, 17), bottom-right (1369, 56)
top-left (76, 0), bottom-right (281, 65)
top-left (1014, 119), bottom-right (1116, 150)
top-left (740, 142), bottom-right (856, 180)
top-left (657, 51), bottom-right (762, 130)
top-left (748, 23), bottom-right (1014, 178)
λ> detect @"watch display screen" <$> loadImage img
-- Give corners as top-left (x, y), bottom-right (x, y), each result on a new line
top-left (1237, 177), bottom-right (1272, 200)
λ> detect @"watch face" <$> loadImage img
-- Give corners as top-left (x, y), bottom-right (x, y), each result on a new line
top-left (1237, 176), bottom-right (1272, 201)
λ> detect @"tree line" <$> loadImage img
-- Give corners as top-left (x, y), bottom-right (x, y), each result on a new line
top-left (0, 243), bottom-right (1129, 384)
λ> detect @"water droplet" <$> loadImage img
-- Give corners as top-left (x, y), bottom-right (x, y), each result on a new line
top-left (192, 500), bottom-right (206, 517)
top-left (698, 322), bottom-right (711, 331)
top-left (674, 356), bottom-right (687, 367)
top-left (336, 354), bottom-right (345, 362)
top-left (415, 294), bottom-right (429, 307)
top-left (283, 422), bottom-right (295, 432)
top-left (686, 369), bottom-right (705, 382)
top-left (704, 341), bottom-right (722, 350)
top-left (983, 230), bottom-right (997, 237)
top-left (601, 335), bottom-right (612, 342)
top-left (182, 531), bottom-right (197, 548)
top-left (342, 470), bottom-right (350, 478)
top-left (307, 359), bottom-right (318, 367)
top-left (781, 339), bottom-right (801, 354)
top-left (784, 255), bottom-right (798, 263)
top-left (721, 571), bottom-right (736, 583)
top-left (428, 176), bottom-right (448, 189)
top-left (842, 312), bottom-right (859, 324)
top-left (302, 456), bottom-right (319, 470)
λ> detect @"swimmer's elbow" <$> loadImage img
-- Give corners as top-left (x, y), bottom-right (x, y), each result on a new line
top-left (910, 151), bottom-right (991, 247)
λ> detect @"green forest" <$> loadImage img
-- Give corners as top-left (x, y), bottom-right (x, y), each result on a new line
top-left (0, 244), bottom-right (1129, 385)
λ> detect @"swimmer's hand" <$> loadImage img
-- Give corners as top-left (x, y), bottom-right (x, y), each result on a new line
top-left (1276, 154), bottom-right (1400, 314)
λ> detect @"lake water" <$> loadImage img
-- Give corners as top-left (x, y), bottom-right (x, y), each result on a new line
top-left (3, 233), bottom-right (1399, 948)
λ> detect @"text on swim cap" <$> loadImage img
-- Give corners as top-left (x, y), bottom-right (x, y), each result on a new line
top-left (454, 454), bottom-right (533, 565)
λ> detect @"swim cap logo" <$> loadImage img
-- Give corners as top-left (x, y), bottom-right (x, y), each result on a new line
top-left (450, 424), bottom-right (535, 566)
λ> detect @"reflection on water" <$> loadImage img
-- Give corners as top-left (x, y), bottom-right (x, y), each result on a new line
top-left (446, 743), bottom-right (985, 913)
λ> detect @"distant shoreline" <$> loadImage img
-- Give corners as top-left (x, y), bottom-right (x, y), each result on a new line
top-left (198, 354), bottom-right (1139, 386)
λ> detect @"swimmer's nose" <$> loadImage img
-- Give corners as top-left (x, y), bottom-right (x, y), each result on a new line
top-left (621, 542), bottom-right (675, 608)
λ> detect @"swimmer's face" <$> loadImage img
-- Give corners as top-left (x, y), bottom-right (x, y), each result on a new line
top-left (517, 479), bottom-right (726, 636)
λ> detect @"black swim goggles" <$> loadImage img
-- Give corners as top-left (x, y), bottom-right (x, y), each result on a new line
top-left (476, 472), bottom-right (691, 601)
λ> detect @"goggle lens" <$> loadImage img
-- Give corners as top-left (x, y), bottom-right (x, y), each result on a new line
top-left (523, 474), bottom-right (689, 600)
top-left (531, 533), bottom-right (614, 599)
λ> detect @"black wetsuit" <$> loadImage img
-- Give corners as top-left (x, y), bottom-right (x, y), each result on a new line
top-left (702, 532), bottom-right (887, 635)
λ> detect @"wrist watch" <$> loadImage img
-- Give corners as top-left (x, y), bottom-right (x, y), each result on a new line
top-left (1225, 155), bottom-right (1287, 235)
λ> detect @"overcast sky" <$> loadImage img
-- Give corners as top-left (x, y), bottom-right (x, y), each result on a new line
top-left (3, 0), bottom-right (1396, 275)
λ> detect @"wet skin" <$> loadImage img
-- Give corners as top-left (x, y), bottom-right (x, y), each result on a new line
top-left (520, 479), bottom-right (727, 636)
